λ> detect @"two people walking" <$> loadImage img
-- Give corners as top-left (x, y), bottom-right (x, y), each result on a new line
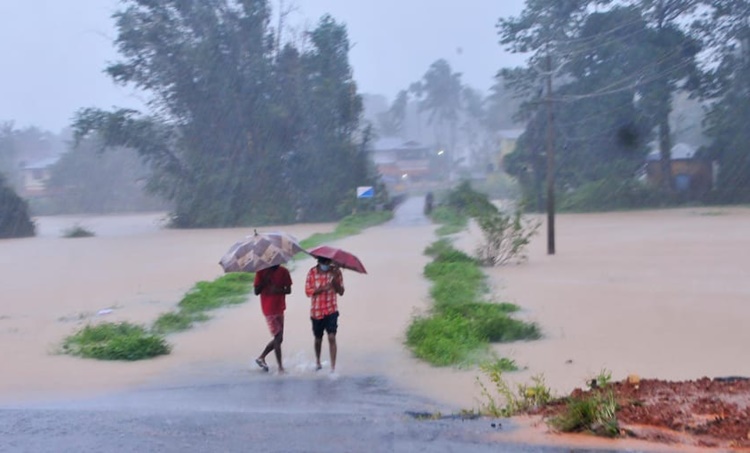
top-left (254, 257), bottom-right (344, 374)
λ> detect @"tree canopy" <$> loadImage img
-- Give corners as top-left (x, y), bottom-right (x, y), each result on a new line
top-left (74, 0), bottom-right (379, 227)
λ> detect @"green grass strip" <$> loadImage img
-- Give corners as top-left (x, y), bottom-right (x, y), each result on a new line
top-left (406, 236), bottom-right (540, 367)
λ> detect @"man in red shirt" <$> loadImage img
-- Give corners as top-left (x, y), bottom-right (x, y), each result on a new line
top-left (305, 257), bottom-right (344, 372)
top-left (253, 264), bottom-right (292, 373)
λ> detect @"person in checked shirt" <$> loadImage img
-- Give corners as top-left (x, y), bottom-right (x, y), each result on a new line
top-left (305, 257), bottom-right (344, 372)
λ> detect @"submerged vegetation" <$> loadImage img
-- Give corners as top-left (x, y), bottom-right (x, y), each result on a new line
top-left (61, 224), bottom-right (95, 238)
top-left (406, 237), bottom-right (541, 367)
top-left (407, 183), bottom-right (542, 367)
top-left (62, 322), bottom-right (170, 361)
top-left (300, 211), bottom-right (393, 250)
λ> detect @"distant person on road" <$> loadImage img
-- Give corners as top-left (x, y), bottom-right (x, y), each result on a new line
top-left (305, 257), bottom-right (344, 372)
top-left (254, 264), bottom-right (292, 374)
top-left (424, 192), bottom-right (434, 216)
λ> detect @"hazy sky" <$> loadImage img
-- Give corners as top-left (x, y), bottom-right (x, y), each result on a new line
top-left (0, 0), bottom-right (526, 132)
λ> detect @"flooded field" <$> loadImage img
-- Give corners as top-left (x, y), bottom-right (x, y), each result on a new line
top-left (2, 202), bottom-right (750, 414)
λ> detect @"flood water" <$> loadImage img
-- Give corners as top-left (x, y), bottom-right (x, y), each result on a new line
top-left (2, 200), bottom-right (750, 415)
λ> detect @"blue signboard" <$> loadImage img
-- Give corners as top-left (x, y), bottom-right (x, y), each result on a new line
top-left (357, 186), bottom-right (374, 198)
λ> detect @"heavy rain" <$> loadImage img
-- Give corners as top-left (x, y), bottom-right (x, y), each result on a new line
top-left (1, 1), bottom-right (749, 451)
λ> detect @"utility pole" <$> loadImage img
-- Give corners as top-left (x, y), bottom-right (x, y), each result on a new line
top-left (545, 53), bottom-right (556, 255)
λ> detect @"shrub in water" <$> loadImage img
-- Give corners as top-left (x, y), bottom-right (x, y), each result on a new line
top-left (0, 174), bottom-right (35, 239)
top-left (63, 322), bottom-right (171, 361)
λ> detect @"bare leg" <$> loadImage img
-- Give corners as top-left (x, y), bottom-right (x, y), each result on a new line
top-left (328, 333), bottom-right (337, 372)
top-left (272, 332), bottom-right (284, 373)
top-left (259, 339), bottom-right (274, 361)
top-left (314, 337), bottom-right (323, 370)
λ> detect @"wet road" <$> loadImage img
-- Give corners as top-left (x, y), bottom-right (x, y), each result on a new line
top-left (0, 373), bottom-right (625, 453)
top-left (0, 197), bottom-right (632, 452)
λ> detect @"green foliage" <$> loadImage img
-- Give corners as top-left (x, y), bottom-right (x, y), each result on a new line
top-left (61, 224), bottom-right (95, 238)
top-left (477, 368), bottom-right (552, 417)
top-left (443, 181), bottom-right (499, 218)
top-left (549, 390), bottom-right (620, 438)
top-left (407, 239), bottom-right (541, 367)
top-left (0, 174), bottom-right (35, 239)
top-left (475, 208), bottom-right (540, 266)
top-left (500, 2), bottom-right (705, 202)
top-left (406, 314), bottom-right (486, 366)
top-left (559, 179), bottom-right (671, 212)
top-left (73, 3), bottom-right (379, 228)
top-left (152, 311), bottom-right (210, 334)
top-left (62, 322), bottom-right (170, 361)
top-left (482, 357), bottom-right (520, 373)
top-left (299, 211), bottom-right (393, 250)
top-left (429, 206), bottom-right (468, 236)
top-left (177, 273), bottom-right (253, 313)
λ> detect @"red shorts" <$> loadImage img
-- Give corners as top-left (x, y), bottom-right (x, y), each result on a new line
top-left (265, 314), bottom-right (284, 337)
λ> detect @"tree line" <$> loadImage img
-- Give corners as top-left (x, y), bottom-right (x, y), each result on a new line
top-left (498, 0), bottom-right (750, 208)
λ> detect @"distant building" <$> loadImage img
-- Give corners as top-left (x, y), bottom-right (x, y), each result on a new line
top-left (371, 138), bottom-right (433, 186)
top-left (19, 156), bottom-right (59, 198)
top-left (644, 143), bottom-right (715, 196)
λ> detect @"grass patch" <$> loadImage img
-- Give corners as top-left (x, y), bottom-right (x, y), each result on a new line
top-left (62, 322), bottom-right (170, 361)
top-left (152, 311), bottom-right (211, 334)
top-left (62, 224), bottom-right (95, 238)
top-left (406, 238), bottom-right (541, 367)
top-left (300, 211), bottom-right (392, 249)
top-left (430, 206), bottom-right (468, 236)
top-left (482, 357), bottom-right (520, 373)
top-left (177, 273), bottom-right (253, 313)
top-left (406, 313), bottom-right (486, 366)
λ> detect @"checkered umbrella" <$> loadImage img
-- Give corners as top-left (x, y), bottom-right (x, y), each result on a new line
top-left (219, 231), bottom-right (307, 273)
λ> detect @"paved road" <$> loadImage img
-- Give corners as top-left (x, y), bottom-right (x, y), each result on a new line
top-left (0, 373), bottom-right (628, 453)
top-left (0, 197), bottom-right (634, 452)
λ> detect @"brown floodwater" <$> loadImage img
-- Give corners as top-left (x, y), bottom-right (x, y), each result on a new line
top-left (2, 204), bottom-right (749, 416)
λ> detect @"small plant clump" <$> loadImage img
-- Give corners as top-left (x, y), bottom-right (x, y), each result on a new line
top-left (548, 370), bottom-right (620, 437)
top-left (476, 367), bottom-right (553, 417)
top-left (62, 322), bottom-right (170, 361)
top-left (475, 209), bottom-right (540, 266)
top-left (152, 311), bottom-right (210, 334)
top-left (177, 272), bottom-right (254, 313)
top-left (62, 224), bottom-right (95, 238)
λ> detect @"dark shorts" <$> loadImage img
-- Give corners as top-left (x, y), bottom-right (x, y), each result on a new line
top-left (311, 311), bottom-right (339, 338)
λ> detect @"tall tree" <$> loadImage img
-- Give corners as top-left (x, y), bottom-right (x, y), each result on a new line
top-left (700, 0), bottom-right (750, 201)
top-left (411, 59), bottom-right (463, 169)
top-left (377, 90), bottom-right (409, 137)
top-left (74, 1), bottom-right (376, 227)
top-left (628, 0), bottom-right (703, 190)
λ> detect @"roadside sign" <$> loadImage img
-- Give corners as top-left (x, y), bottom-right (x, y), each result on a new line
top-left (356, 186), bottom-right (374, 199)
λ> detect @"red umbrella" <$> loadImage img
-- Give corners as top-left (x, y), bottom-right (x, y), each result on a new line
top-left (309, 245), bottom-right (367, 274)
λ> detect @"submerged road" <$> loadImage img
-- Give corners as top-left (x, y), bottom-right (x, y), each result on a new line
top-left (0, 197), bottom-right (630, 452)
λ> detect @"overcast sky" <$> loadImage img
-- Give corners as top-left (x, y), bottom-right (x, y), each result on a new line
top-left (0, 0), bottom-right (526, 133)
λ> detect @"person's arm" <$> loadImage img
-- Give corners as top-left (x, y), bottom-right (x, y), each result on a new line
top-left (305, 269), bottom-right (316, 297)
top-left (332, 269), bottom-right (344, 296)
top-left (254, 270), bottom-right (264, 295)
top-left (280, 268), bottom-right (292, 294)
